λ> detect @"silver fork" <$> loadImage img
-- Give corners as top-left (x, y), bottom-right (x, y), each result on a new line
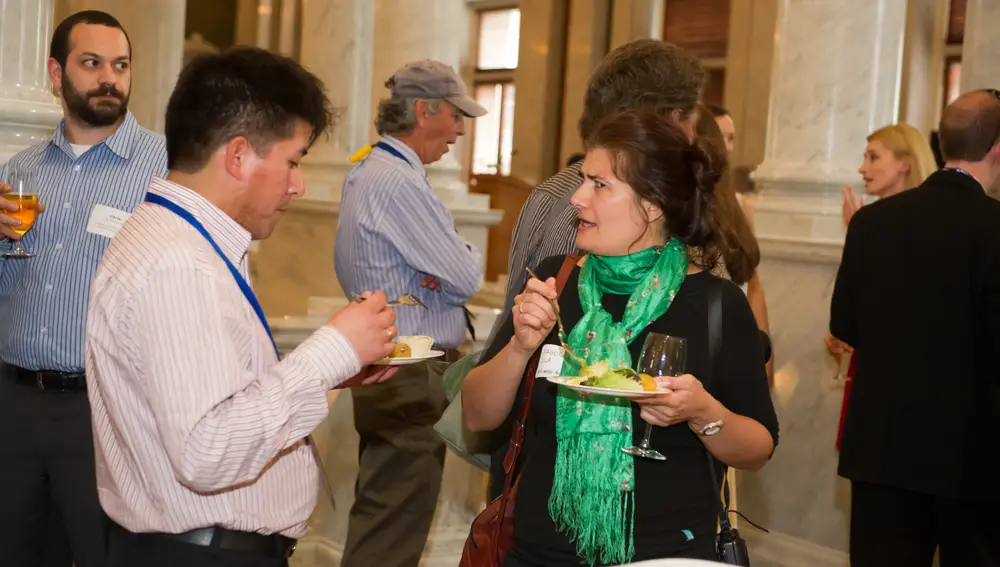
top-left (350, 292), bottom-right (427, 308)
top-left (525, 267), bottom-right (586, 366)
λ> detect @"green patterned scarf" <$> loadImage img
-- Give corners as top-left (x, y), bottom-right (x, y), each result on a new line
top-left (549, 241), bottom-right (689, 566)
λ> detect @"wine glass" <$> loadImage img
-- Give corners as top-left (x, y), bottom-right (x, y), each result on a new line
top-left (622, 333), bottom-right (687, 461)
top-left (3, 177), bottom-right (39, 259)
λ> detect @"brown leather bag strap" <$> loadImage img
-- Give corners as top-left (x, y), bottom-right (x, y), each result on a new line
top-left (500, 254), bottom-right (581, 482)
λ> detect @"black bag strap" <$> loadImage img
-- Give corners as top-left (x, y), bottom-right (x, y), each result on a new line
top-left (705, 278), bottom-right (731, 529)
top-left (705, 279), bottom-right (769, 534)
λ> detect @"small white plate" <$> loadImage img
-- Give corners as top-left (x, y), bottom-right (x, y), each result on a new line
top-left (546, 376), bottom-right (671, 399)
top-left (374, 350), bottom-right (446, 366)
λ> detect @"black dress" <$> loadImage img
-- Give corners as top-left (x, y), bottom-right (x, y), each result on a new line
top-left (480, 255), bottom-right (779, 567)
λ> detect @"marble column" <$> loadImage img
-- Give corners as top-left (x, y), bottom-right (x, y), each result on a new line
top-left (751, 0), bottom-right (906, 252)
top-left (609, 0), bottom-right (664, 48)
top-left (557, 0), bottom-right (612, 166)
top-left (298, 0), bottom-right (375, 202)
top-left (739, 1), bottom-right (907, 565)
top-left (959, 0), bottom-right (1000, 93)
top-left (0, 0), bottom-right (63, 163)
top-left (55, 0), bottom-right (186, 133)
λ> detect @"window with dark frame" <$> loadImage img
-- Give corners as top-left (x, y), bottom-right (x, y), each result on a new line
top-left (943, 0), bottom-right (965, 109)
top-left (471, 8), bottom-right (520, 176)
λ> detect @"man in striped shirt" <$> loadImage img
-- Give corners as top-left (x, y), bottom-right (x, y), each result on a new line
top-left (335, 60), bottom-right (486, 567)
top-left (484, 39), bottom-right (706, 499)
top-left (86, 47), bottom-right (401, 567)
top-left (0, 12), bottom-right (166, 567)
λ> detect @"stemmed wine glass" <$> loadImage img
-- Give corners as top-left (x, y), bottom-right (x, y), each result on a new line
top-left (622, 333), bottom-right (687, 461)
top-left (3, 176), bottom-right (39, 259)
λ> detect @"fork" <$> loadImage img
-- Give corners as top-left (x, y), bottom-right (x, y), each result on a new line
top-left (525, 267), bottom-right (586, 366)
top-left (350, 292), bottom-right (427, 308)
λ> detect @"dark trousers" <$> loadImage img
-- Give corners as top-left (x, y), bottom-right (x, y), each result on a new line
top-left (107, 526), bottom-right (288, 567)
top-left (0, 373), bottom-right (108, 567)
top-left (341, 361), bottom-right (449, 567)
top-left (850, 481), bottom-right (1000, 567)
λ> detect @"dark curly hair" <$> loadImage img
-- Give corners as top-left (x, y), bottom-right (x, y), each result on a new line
top-left (578, 39), bottom-right (704, 143)
top-left (586, 110), bottom-right (726, 272)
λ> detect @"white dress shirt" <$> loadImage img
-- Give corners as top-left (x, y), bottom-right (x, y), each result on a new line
top-left (86, 177), bottom-right (361, 537)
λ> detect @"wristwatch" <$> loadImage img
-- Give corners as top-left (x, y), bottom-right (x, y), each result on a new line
top-left (690, 417), bottom-right (725, 436)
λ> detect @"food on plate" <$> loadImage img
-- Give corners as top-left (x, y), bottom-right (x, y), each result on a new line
top-left (388, 335), bottom-right (434, 358)
top-left (389, 343), bottom-right (412, 358)
top-left (568, 360), bottom-right (661, 392)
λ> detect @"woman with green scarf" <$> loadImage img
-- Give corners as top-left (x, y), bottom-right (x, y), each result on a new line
top-left (463, 110), bottom-right (778, 566)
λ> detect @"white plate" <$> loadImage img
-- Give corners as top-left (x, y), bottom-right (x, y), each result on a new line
top-left (374, 350), bottom-right (446, 366)
top-left (546, 376), bottom-right (671, 399)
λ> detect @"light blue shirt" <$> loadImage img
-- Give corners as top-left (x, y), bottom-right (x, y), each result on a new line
top-left (0, 112), bottom-right (167, 371)
top-left (334, 136), bottom-right (483, 348)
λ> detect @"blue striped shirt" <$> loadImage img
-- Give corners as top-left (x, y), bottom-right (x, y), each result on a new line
top-left (0, 112), bottom-right (167, 371)
top-left (334, 136), bottom-right (483, 348)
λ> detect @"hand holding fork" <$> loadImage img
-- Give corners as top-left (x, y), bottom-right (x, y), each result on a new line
top-left (523, 267), bottom-right (585, 366)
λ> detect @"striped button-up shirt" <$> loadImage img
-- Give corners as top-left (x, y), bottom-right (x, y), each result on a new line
top-left (86, 178), bottom-right (361, 537)
top-left (335, 136), bottom-right (483, 348)
top-left (483, 162), bottom-right (582, 348)
top-left (0, 112), bottom-right (167, 372)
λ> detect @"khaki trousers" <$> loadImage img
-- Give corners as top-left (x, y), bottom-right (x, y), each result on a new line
top-left (340, 361), bottom-right (449, 567)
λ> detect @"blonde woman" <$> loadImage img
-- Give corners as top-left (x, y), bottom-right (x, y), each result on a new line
top-left (840, 123), bottom-right (938, 224)
top-left (829, 123), bottom-right (937, 449)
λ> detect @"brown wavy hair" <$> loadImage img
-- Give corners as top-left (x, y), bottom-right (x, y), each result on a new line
top-left (694, 104), bottom-right (760, 284)
top-left (578, 39), bottom-right (704, 142)
top-left (586, 110), bottom-right (726, 272)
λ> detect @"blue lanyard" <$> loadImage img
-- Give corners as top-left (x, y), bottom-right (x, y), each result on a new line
top-left (372, 141), bottom-right (414, 169)
top-left (144, 193), bottom-right (279, 359)
top-left (942, 167), bottom-right (973, 178)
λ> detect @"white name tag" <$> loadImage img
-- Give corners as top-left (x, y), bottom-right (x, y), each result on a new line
top-left (535, 344), bottom-right (566, 378)
top-left (86, 205), bottom-right (131, 239)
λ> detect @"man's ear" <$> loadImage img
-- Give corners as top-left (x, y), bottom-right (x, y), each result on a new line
top-left (223, 136), bottom-right (255, 180)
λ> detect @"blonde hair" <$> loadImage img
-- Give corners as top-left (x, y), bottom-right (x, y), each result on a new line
top-left (867, 124), bottom-right (937, 190)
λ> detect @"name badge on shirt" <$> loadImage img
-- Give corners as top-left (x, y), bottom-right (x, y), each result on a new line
top-left (536, 344), bottom-right (566, 378)
top-left (86, 204), bottom-right (131, 239)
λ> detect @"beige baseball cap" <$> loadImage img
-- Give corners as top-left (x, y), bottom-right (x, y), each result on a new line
top-left (389, 59), bottom-right (487, 118)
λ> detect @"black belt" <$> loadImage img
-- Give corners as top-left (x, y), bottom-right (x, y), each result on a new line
top-left (1, 362), bottom-right (87, 392)
top-left (113, 524), bottom-right (296, 559)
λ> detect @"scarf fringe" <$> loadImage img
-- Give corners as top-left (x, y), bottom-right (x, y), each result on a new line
top-left (549, 434), bottom-right (636, 566)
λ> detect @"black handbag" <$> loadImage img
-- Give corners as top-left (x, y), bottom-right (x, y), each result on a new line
top-left (705, 279), bottom-right (768, 565)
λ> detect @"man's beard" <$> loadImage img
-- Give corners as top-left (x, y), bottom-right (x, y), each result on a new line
top-left (61, 72), bottom-right (129, 127)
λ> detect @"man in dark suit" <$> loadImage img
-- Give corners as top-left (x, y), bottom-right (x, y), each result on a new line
top-left (831, 89), bottom-right (1000, 567)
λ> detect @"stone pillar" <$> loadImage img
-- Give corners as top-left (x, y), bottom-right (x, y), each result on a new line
top-left (369, 0), bottom-right (474, 202)
top-left (959, 0), bottom-right (1000, 93)
top-left (298, 0), bottom-right (375, 202)
top-left (609, 0), bottom-right (664, 48)
top-left (557, 0), bottom-right (612, 166)
top-left (0, 0), bottom-right (63, 163)
top-left (55, 0), bottom-right (186, 133)
top-left (509, 0), bottom-right (568, 184)
top-left (751, 0), bottom-right (906, 252)
top-left (735, 2), bottom-right (907, 565)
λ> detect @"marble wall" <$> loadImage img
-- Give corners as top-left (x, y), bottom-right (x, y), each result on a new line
top-left (739, 255), bottom-right (850, 566)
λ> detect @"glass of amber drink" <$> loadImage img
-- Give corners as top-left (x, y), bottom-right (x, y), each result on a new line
top-left (3, 178), bottom-right (38, 258)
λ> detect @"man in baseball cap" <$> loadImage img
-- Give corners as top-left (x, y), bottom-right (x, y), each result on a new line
top-left (336, 59), bottom-right (487, 567)
top-left (390, 59), bottom-right (487, 118)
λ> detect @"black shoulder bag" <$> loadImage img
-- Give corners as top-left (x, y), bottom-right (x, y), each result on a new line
top-left (705, 279), bottom-right (769, 565)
